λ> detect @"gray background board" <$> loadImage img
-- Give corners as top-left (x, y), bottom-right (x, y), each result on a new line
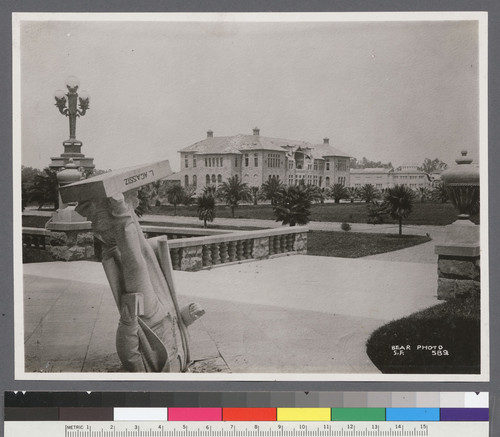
top-left (2, 0), bottom-right (499, 435)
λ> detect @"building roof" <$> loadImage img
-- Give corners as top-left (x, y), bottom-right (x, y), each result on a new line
top-left (350, 167), bottom-right (393, 174)
top-left (179, 131), bottom-right (350, 158)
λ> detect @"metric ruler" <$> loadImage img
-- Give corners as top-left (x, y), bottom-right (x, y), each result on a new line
top-left (3, 421), bottom-right (489, 437)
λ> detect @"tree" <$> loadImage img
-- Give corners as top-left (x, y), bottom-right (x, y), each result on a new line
top-left (197, 193), bottom-right (216, 228)
top-left (203, 185), bottom-right (218, 197)
top-left (328, 183), bottom-right (349, 203)
top-left (21, 166), bottom-right (42, 210)
top-left (430, 182), bottom-right (449, 203)
top-left (383, 184), bottom-right (415, 235)
top-left (259, 176), bottom-right (285, 205)
top-left (346, 186), bottom-right (359, 203)
top-left (416, 186), bottom-right (430, 203)
top-left (358, 184), bottom-right (380, 203)
top-left (25, 167), bottom-right (59, 210)
top-left (181, 184), bottom-right (197, 206)
top-left (250, 186), bottom-right (260, 205)
top-left (350, 157), bottom-right (393, 169)
top-left (216, 176), bottom-right (251, 218)
top-left (273, 184), bottom-right (312, 226)
top-left (419, 158), bottom-right (448, 174)
top-left (165, 183), bottom-right (186, 216)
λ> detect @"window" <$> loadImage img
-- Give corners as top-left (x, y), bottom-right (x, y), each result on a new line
top-left (338, 176), bottom-right (345, 185)
top-left (313, 175), bottom-right (318, 186)
top-left (314, 160), bottom-right (318, 171)
top-left (212, 158), bottom-right (216, 167)
top-left (234, 157), bottom-right (238, 167)
top-left (288, 160), bottom-right (294, 169)
top-left (319, 176), bottom-right (322, 187)
top-left (325, 160), bottom-right (330, 171)
top-left (289, 175), bottom-right (294, 185)
top-left (185, 175), bottom-right (189, 186)
top-left (193, 157), bottom-right (197, 168)
top-left (193, 175), bottom-right (197, 187)
top-left (307, 175), bottom-right (312, 184)
top-left (254, 153), bottom-right (258, 167)
top-left (211, 174), bottom-right (216, 183)
top-left (308, 164), bottom-right (312, 170)
top-left (267, 153), bottom-right (281, 168)
top-left (337, 160), bottom-right (347, 172)
top-left (325, 177), bottom-right (330, 187)
top-left (206, 175), bottom-right (210, 185)
top-left (244, 153), bottom-right (249, 167)
top-left (184, 156), bottom-right (189, 168)
top-left (217, 174), bottom-right (222, 183)
top-left (205, 158), bottom-right (208, 167)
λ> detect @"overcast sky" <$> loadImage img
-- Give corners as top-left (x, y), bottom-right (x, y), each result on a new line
top-left (17, 15), bottom-right (481, 173)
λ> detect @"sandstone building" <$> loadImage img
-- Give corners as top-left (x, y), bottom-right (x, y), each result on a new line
top-left (172, 128), bottom-right (351, 194)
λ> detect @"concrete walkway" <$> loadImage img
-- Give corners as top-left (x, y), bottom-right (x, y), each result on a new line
top-left (23, 253), bottom-right (438, 374)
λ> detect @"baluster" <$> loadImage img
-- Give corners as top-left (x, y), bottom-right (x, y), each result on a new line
top-left (236, 240), bottom-right (244, 260)
top-left (202, 245), bottom-right (212, 267)
top-left (286, 234), bottom-right (294, 252)
top-left (243, 240), bottom-right (252, 259)
top-left (268, 237), bottom-right (274, 255)
top-left (274, 236), bottom-right (280, 254)
top-left (280, 235), bottom-right (286, 253)
top-left (220, 242), bottom-right (228, 264)
top-left (228, 241), bottom-right (236, 262)
top-left (211, 243), bottom-right (221, 265)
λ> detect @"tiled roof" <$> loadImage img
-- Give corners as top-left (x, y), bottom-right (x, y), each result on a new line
top-left (350, 168), bottom-right (393, 174)
top-left (180, 134), bottom-right (350, 158)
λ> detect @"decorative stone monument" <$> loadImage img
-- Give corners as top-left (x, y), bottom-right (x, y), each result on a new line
top-left (46, 76), bottom-right (95, 260)
top-left (60, 160), bottom-right (205, 372)
top-left (435, 151), bottom-right (480, 300)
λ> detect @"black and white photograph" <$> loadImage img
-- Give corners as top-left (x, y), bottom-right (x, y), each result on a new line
top-left (14, 12), bottom-right (488, 380)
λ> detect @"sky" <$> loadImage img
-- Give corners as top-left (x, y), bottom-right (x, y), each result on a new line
top-left (17, 15), bottom-right (482, 173)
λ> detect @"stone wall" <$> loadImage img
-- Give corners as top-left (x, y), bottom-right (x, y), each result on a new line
top-left (47, 230), bottom-right (95, 262)
top-left (437, 254), bottom-right (480, 300)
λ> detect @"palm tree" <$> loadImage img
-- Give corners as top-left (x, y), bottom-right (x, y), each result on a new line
top-left (416, 186), bottom-right (430, 203)
top-left (249, 186), bottom-right (260, 206)
top-left (359, 184), bottom-right (380, 203)
top-left (383, 184), bottom-right (415, 235)
top-left (203, 185), bottom-right (218, 197)
top-left (217, 176), bottom-right (251, 217)
top-left (259, 176), bottom-right (285, 205)
top-left (197, 193), bottom-right (216, 228)
top-left (430, 182), bottom-right (449, 203)
top-left (304, 184), bottom-right (324, 203)
top-left (273, 184), bottom-right (312, 226)
top-left (328, 183), bottom-right (348, 204)
top-left (165, 183), bottom-right (186, 216)
top-left (346, 186), bottom-right (359, 203)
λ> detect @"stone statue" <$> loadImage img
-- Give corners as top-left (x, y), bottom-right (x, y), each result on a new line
top-left (75, 190), bottom-right (204, 372)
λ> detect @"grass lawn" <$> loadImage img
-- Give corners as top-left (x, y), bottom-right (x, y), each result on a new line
top-left (307, 230), bottom-right (431, 258)
top-left (366, 294), bottom-right (480, 374)
top-left (149, 201), bottom-right (463, 226)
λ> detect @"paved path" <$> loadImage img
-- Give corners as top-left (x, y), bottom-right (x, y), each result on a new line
top-left (23, 254), bottom-right (438, 375)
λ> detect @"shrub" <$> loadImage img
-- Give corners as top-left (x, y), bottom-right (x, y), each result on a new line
top-left (341, 222), bottom-right (351, 232)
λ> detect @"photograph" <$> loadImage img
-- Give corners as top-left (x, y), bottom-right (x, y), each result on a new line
top-left (13, 12), bottom-right (488, 380)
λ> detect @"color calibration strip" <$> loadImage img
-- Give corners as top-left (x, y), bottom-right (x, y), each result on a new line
top-left (4, 392), bottom-right (488, 422)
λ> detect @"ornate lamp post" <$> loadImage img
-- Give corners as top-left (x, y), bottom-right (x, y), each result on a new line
top-left (49, 76), bottom-right (95, 175)
top-left (54, 75), bottom-right (90, 145)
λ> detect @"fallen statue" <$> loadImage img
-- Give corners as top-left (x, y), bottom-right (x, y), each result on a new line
top-left (61, 160), bottom-right (204, 372)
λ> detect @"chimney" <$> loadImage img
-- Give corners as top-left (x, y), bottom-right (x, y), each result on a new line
top-left (253, 127), bottom-right (260, 136)
top-left (207, 130), bottom-right (213, 138)
top-left (323, 138), bottom-right (329, 144)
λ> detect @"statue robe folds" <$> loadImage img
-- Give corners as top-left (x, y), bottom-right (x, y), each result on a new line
top-left (76, 192), bottom-right (204, 372)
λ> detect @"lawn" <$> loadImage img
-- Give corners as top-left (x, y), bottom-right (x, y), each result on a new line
top-left (149, 201), bottom-right (462, 226)
top-left (307, 230), bottom-right (431, 258)
top-left (366, 294), bottom-right (480, 374)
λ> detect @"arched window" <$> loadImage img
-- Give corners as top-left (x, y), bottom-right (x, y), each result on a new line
top-left (193, 175), bottom-right (197, 187)
top-left (325, 177), bottom-right (330, 187)
top-left (217, 174), bottom-right (222, 183)
top-left (206, 174), bottom-right (210, 185)
top-left (184, 175), bottom-right (189, 187)
top-left (211, 174), bottom-right (216, 183)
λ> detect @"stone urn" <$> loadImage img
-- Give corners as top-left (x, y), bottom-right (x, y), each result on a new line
top-left (440, 150), bottom-right (480, 222)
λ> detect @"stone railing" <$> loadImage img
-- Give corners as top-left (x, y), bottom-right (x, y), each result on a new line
top-left (22, 227), bottom-right (50, 250)
top-left (149, 226), bottom-right (308, 271)
top-left (141, 225), bottom-right (230, 240)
